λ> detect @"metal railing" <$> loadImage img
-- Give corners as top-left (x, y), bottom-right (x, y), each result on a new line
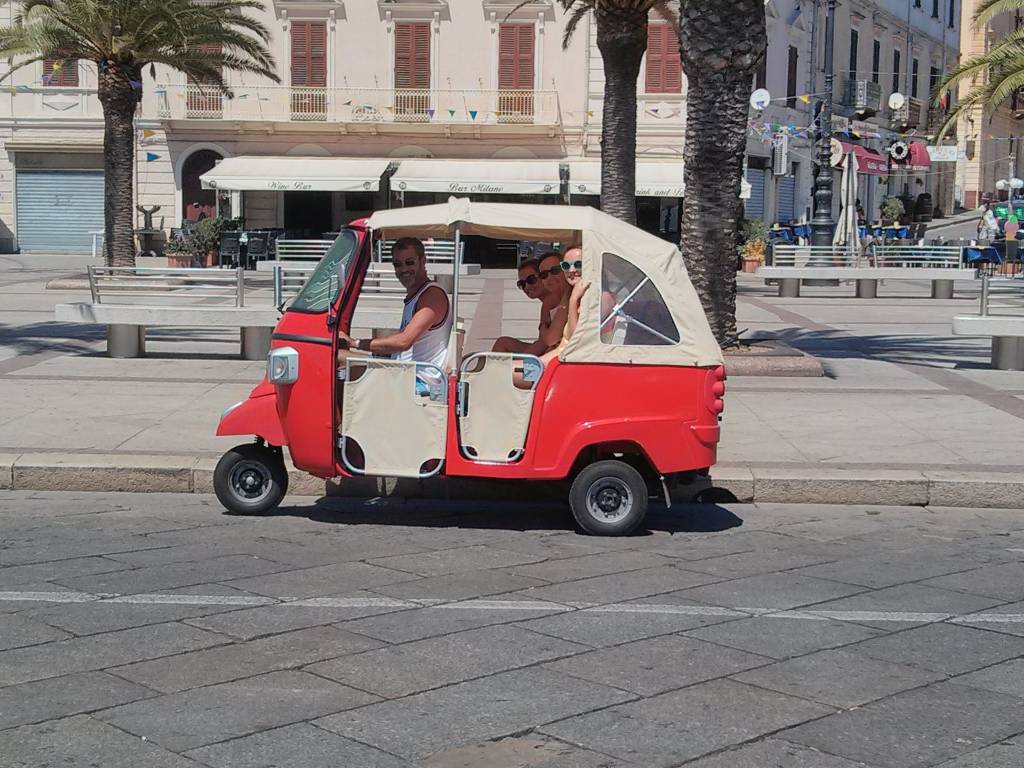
top-left (870, 246), bottom-right (964, 268)
top-left (770, 245), bottom-right (862, 268)
top-left (376, 238), bottom-right (462, 263)
top-left (152, 85), bottom-right (562, 126)
top-left (979, 275), bottom-right (1024, 316)
top-left (270, 263), bottom-right (406, 309)
top-left (86, 266), bottom-right (273, 307)
top-left (275, 240), bottom-right (333, 263)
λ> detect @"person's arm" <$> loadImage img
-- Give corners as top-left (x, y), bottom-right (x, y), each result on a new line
top-left (564, 281), bottom-right (591, 341)
top-left (340, 286), bottom-right (447, 355)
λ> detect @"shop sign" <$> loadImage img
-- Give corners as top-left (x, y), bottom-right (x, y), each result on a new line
top-left (926, 145), bottom-right (958, 162)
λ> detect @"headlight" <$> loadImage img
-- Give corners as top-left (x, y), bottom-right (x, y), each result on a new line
top-left (267, 346), bottom-right (299, 384)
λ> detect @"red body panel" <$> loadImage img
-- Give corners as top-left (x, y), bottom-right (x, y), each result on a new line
top-left (443, 359), bottom-right (723, 479)
top-left (216, 383), bottom-right (286, 446)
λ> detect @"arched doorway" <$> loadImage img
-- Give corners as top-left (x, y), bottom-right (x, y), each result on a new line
top-left (181, 149), bottom-right (222, 221)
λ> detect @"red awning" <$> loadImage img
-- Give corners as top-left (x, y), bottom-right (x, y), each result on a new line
top-left (839, 142), bottom-right (888, 175)
top-left (893, 141), bottom-right (931, 172)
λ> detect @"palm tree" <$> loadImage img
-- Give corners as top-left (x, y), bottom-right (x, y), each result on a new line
top-left (0, 0), bottom-right (277, 266)
top-left (544, 0), bottom-right (677, 224)
top-left (678, 0), bottom-right (767, 347)
top-left (933, 0), bottom-right (1024, 140)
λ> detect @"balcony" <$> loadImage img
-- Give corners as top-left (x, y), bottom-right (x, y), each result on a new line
top-left (153, 85), bottom-right (561, 129)
top-left (0, 85), bottom-right (102, 124)
top-left (927, 106), bottom-right (953, 135)
top-left (839, 79), bottom-right (882, 114)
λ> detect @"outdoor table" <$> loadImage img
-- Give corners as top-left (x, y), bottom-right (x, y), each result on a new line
top-left (791, 224), bottom-right (811, 239)
top-left (768, 228), bottom-right (793, 244)
top-left (964, 245), bottom-right (1001, 263)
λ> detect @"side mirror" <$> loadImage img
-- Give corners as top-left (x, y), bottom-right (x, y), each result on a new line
top-left (326, 273), bottom-right (340, 327)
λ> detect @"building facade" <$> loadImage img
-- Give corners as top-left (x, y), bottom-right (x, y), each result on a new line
top-left (0, 0), bottom-right (689, 255)
top-left (955, 0), bottom-right (1020, 209)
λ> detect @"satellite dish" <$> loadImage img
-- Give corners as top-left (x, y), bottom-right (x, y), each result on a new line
top-left (830, 138), bottom-right (845, 167)
top-left (888, 92), bottom-right (906, 110)
top-left (889, 141), bottom-right (910, 161)
top-left (750, 88), bottom-right (771, 111)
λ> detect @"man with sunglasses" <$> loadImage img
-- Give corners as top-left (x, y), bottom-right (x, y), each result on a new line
top-left (492, 252), bottom-right (569, 355)
top-left (337, 237), bottom-right (451, 392)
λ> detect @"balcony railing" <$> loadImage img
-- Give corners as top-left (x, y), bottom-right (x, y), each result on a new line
top-left (890, 97), bottom-right (924, 129)
top-left (839, 79), bottom-right (882, 112)
top-left (153, 85), bottom-right (561, 127)
top-left (1, 85), bottom-right (101, 121)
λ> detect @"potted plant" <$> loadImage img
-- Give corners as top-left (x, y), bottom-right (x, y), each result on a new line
top-left (737, 219), bottom-right (768, 273)
top-left (164, 231), bottom-right (193, 268)
top-left (189, 216), bottom-right (226, 267)
top-left (880, 196), bottom-right (905, 226)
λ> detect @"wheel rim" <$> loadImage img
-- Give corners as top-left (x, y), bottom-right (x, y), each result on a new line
top-left (585, 477), bottom-right (633, 524)
top-left (229, 460), bottom-right (272, 503)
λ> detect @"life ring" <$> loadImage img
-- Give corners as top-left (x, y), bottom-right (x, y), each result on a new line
top-left (889, 141), bottom-right (910, 161)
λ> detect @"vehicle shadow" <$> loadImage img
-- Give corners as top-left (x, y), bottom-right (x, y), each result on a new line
top-left (246, 496), bottom-right (745, 536)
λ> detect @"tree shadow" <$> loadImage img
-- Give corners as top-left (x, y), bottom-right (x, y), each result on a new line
top-left (0, 321), bottom-right (245, 360)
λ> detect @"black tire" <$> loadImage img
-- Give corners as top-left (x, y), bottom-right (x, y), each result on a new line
top-left (213, 443), bottom-right (289, 515)
top-left (569, 460), bottom-right (648, 536)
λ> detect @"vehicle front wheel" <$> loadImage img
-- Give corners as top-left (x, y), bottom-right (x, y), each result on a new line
top-left (213, 443), bottom-right (289, 515)
top-left (569, 460), bottom-right (648, 536)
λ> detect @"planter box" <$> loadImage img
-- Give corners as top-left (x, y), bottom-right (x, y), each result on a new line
top-left (741, 259), bottom-right (761, 273)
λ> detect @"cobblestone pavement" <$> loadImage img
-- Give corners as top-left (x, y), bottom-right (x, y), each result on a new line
top-left (2, 492), bottom-right (1024, 766)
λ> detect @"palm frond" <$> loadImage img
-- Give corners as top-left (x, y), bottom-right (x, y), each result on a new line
top-left (973, 0), bottom-right (1024, 27)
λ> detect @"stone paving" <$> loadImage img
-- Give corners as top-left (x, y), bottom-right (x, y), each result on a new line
top-left (2, 490), bottom-right (1024, 766)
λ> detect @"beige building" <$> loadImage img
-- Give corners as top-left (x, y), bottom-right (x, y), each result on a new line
top-left (0, 0), bottom-right (688, 255)
top-left (955, 0), bottom-right (1020, 209)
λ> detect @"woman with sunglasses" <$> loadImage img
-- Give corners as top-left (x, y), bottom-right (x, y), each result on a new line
top-left (492, 254), bottom-right (568, 355)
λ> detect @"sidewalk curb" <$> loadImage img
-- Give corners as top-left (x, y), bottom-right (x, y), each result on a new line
top-left (2, 454), bottom-right (1022, 509)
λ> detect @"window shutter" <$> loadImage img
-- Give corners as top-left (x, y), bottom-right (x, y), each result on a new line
top-left (43, 59), bottom-right (78, 87)
top-left (498, 24), bottom-right (534, 90)
top-left (291, 21), bottom-right (326, 87)
top-left (644, 24), bottom-right (681, 94)
top-left (395, 22), bottom-right (431, 90)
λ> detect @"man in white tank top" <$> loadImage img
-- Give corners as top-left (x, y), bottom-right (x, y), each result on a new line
top-left (337, 237), bottom-right (451, 393)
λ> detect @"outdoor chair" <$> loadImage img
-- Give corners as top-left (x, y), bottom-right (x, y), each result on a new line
top-left (218, 232), bottom-right (241, 268)
top-left (246, 232), bottom-right (269, 266)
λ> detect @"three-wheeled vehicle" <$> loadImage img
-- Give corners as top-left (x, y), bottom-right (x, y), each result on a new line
top-left (214, 199), bottom-right (726, 535)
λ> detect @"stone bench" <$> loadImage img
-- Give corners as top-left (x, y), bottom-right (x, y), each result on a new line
top-left (952, 315), bottom-right (1024, 370)
top-left (756, 266), bottom-right (977, 299)
top-left (55, 303), bottom-right (402, 360)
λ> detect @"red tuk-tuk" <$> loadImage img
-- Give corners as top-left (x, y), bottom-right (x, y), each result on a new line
top-left (214, 200), bottom-right (725, 535)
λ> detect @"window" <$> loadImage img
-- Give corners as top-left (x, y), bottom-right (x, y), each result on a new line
top-left (872, 40), bottom-right (881, 84)
top-left (785, 46), bottom-right (799, 108)
top-left (754, 53), bottom-right (767, 91)
top-left (394, 22), bottom-right (431, 118)
top-left (644, 24), bottom-right (681, 93)
top-left (892, 50), bottom-right (901, 95)
top-left (930, 66), bottom-right (940, 99)
top-left (187, 44), bottom-right (223, 116)
top-left (498, 24), bottom-right (535, 120)
top-left (290, 21), bottom-right (327, 88)
top-left (42, 59), bottom-right (78, 87)
top-left (849, 30), bottom-right (858, 81)
top-left (600, 253), bottom-right (679, 347)
top-left (912, 58), bottom-right (919, 98)
top-left (948, 0), bottom-right (956, 27)
top-left (932, 0), bottom-right (940, 17)
top-left (290, 230), bottom-right (359, 314)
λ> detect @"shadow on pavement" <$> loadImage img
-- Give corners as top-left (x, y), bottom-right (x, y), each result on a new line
top-left (238, 497), bottom-right (744, 537)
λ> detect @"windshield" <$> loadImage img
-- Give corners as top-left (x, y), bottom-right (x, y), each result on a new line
top-left (289, 229), bottom-right (359, 313)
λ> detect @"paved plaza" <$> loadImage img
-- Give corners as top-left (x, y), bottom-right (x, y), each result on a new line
top-left (2, 491), bottom-right (1024, 766)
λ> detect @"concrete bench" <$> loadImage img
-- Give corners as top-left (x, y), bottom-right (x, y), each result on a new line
top-left (54, 303), bottom-right (403, 359)
top-left (756, 266), bottom-right (977, 299)
top-left (952, 276), bottom-right (1024, 370)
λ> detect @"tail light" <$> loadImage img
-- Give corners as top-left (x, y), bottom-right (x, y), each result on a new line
top-left (704, 365), bottom-right (726, 416)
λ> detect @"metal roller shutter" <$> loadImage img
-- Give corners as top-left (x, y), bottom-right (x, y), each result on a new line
top-left (16, 170), bottom-right (104, 253)
top-left (745, 169), bottom-right (767, 221)
top-left (777, 175), bottom-right (796, 222)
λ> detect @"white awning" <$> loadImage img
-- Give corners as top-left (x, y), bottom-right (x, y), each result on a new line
top-left (391, 159), bottom-right (562, 195)
top-left (200, 156), bottom-right (391, 192)
top-left (568, 160), bottom-right (686, 197)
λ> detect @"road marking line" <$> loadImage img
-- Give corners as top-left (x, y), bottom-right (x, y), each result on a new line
top-left (2, 590), bottom-right (1024, 625)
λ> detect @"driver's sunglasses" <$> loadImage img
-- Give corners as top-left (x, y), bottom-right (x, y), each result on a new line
top-left (516, 274), bottom-right (540, 290)
top-left (560, 260), bottom-right (583, 272)
top-left (391, 257), bottom-right (417, 268)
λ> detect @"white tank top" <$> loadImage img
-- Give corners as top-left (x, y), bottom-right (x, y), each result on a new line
top-left (395, 281), bottom-right (452, 372)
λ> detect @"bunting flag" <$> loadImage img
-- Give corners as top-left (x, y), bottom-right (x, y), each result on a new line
top-left (469, 109), bottom-right (477, 120)
top-left (145, 152), bottom-right (160, 162)
top-left (343, 99), bottom-right (352, 106)
top-left (15, 85), bottom-right (30, 92)
top-left (141, 128), bottom-right (156, 138)
top-left (236, 93), bottom-right (249, 100)
top-left (448, 109), bottom-right (455, 117)
top-left (129, 79), bottom-right (143, 90)
top-left (799, 95), bottom-right (811, 104)
top-left (426, 108), bottom-right (434, 118)
top-left (586, 110), bottom-right (594, 117)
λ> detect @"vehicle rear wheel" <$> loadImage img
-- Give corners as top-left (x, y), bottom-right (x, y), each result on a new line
top-left (569, 460), bottom-right (648, 536)
top-left (213, 443), bottom-right (289, 515)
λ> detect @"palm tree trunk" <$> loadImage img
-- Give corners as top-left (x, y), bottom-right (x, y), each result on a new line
top-left (596, 19), bottom-right (646, 225)
top-left (97, 68), bottom-right (138, 268)
top-left (678, 0), bottom-right (767, 347)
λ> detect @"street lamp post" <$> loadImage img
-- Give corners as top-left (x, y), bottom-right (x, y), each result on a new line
top-left (810, 0), bottom-right (837, 248)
